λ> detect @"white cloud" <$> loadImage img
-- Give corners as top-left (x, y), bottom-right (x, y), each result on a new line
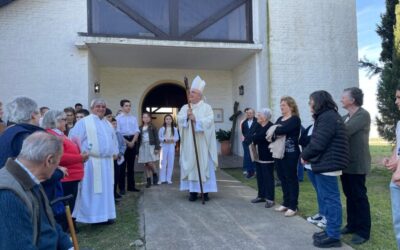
top-left (358, 44), bottom-right (382, 62)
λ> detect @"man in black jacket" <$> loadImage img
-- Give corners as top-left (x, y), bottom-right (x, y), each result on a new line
top-left (241, 108), bottom-right (258, 178)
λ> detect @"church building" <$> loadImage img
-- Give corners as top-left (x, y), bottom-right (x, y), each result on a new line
top-left (0, 0), bottom-right (358, 154)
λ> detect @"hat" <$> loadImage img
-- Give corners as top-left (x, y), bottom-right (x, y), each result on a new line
top-left (191, 76), bottom-right (206, 93)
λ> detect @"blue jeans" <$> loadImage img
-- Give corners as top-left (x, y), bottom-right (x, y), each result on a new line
top-left (242, 142), bottom-right (255, 173)
top-left (390, 181), bottom-right (400, 249)
top-left (306, 170), bottom-right (324, 216)
top-left (315, 174), bottom-right (342, 239)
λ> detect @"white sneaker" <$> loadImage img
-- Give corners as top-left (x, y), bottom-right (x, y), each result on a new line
top-left (284, 209), bottom-right (297, 217)
top-left (274, 205), bottom-right (288, 212)
top-left (243, 171), bottom-right (247, 176)
top-left (317, 217), bottom-right (327, 228)
top-left (167, 181), bottom-right (173, 184)
top-left (307, 213), bottom-right (323, 225)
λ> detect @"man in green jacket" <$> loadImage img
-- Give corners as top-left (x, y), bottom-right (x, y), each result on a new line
top-left (340, 87), bottom-right (371, 245)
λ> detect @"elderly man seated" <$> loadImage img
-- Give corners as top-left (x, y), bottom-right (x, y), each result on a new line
top-left (0, 132), bottom-right (73, 250)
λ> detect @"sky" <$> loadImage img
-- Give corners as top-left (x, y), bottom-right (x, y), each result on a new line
top-left (356, 0), bottom-right (386, 137)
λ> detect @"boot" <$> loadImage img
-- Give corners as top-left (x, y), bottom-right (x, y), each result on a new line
top-left (189, 192), bottom-right (198, 201)
top-left (146, 178), bottom-right (151, 188)
top-left (153, 173), bottom-right (158, 185)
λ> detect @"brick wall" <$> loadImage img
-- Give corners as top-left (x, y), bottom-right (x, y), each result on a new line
top-left (0, 0), bottom-right (89, 109)
top-left (268, 0), bottom-right (358, 125)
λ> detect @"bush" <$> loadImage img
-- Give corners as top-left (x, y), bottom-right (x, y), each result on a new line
top-left (216, 129), bottom-right (231, 142)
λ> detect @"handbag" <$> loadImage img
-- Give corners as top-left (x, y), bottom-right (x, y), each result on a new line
top-left (249, 143), bottom-right (259, 162)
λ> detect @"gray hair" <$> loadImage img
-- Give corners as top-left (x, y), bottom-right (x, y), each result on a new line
top-left (5, 96), bottom-right (38, 124)
top-left (41, 110), bottom-right (65, 129)
top-left (258, 108), bottom-right (272, 120)
top-left (18, 132), bottom-right (63, 163)
top-left (90, 98), bottom-right (107, 109)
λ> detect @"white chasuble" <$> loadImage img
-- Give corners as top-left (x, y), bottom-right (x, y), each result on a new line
top-left (178, 101), bottom-right (218, 193)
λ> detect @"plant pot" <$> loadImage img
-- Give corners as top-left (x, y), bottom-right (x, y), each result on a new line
top-left (220, 140), bottom-right (231, 155)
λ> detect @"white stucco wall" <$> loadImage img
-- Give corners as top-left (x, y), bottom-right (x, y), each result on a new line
top-left (268, 0), bottom-right (359, 126)
top-left (231, 0), bottom-right (269, 155)
top-left (88, 52), bottom-right (100, 106)
top-left (98, 67), bottom-right (233, 132)
top-left (0, 0), bottom-right (89, 109)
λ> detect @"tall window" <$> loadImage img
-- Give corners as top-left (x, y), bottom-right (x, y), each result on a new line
top-left (89, 0), bottom-right (252, 42)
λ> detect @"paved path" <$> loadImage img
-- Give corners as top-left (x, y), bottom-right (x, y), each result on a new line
top-left (141, 158), bottom-right (352, 250)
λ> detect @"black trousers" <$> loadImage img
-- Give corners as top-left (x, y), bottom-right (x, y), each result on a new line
top-left (256, 162), bottom-right (275, 201)
top-left (61, 180), bottom-right (79, 232)
top-left (61, 180), bottom-right (79, 213)
top-left (119, 136), bottom-right (138, 191)
top-left (276, 153), bottom-right (299, 210)
top-left (114, 160), bottom-right (121, 194)
top-left (341, 173), bottom-right (371, 239)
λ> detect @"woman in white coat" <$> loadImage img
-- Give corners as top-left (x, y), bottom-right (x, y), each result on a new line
top-left (158, 114), bottom-right (179, 184)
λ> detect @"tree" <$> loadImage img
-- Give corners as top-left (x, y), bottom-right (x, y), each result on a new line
top-left (376, 0), bottom-right (400, 142)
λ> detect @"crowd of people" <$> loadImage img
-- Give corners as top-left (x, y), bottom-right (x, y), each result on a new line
top-left (0, 75), bottom-right (218, 249)
top-left (240, 87), bottom-right (398, 248)
top-left (1, 80), bottom-right (400, 249)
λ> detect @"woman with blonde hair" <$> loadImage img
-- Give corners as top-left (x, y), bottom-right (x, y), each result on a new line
top-left (273, 96), bottom-right (301, 217)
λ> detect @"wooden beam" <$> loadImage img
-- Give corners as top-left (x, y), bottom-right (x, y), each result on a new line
top-left (181, 0), bottom-right (248, 40)
top-left (169, 0), bottom-right (179, 37)
top-left (106, 0), bottom-right (169, 39)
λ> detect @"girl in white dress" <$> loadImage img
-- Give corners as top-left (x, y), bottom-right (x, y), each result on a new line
top-left (158, 115), bottom-right (179, 184)
top-left (138, 112), bottom-right (160, 188)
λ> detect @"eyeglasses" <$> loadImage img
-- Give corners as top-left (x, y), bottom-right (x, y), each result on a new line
top-left (60, 118), bottom-right (67, 121)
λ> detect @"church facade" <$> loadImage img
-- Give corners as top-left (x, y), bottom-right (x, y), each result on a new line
top-left (0, 0), bottom-right (358, 154)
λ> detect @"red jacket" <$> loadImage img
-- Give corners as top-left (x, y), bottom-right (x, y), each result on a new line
top-left (47, 129), bottom-right (84, 182)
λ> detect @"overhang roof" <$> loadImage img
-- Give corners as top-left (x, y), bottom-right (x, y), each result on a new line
top-left (76, 35), bottom-right (263, 70)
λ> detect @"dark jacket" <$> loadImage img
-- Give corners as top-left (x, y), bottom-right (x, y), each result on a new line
top-left (138, 124), bottom-right (161, 150)
top-left (275, 116), bottom-right (301, 154)
top-left (252, 121), bottom-right (274, 162)
top-left (0, 159), bottom-right (72, 250)
top-left (299, 124), bottom-right (313, 148)
top-left (0, 123), bottom-right (43, 167)
top-left (342, 107), bottom-right (371, 174)
top-left (242, 118), bottom-right (258, 145)
top-left (301, 109), bottom-right (349, 173)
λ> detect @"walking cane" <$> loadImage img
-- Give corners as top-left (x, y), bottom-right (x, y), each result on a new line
top-left (184, 76), bottom-right (205, 205)
top-left (51, 194), bottom-right (79, 250)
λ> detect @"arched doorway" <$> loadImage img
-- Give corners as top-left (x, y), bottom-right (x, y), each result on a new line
top-left (141, 83), bottom-right (186, 128)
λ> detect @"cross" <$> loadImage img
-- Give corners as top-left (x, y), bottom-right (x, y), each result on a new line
top-left (229, 101), bottom-right (242, 152)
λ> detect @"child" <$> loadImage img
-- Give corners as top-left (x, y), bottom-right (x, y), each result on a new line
top-left (138, 112), bottom-right (160, 188)
top-left (158, 114), bottom-right (179, 184)
top-left (111, 117), bottom-right (127, 200)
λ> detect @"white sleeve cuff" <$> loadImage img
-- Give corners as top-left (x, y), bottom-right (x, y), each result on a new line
top-left (195, 120), bottom-right (204, 132)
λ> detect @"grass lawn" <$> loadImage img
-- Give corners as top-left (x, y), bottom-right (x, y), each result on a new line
top-left (76, 174), bottom-right (143, 250)
top-left (224, 144), bottom-right (396, 250)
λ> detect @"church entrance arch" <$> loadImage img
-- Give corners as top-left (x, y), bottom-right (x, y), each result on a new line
top-left (141, 83), bottom-right (186, 129)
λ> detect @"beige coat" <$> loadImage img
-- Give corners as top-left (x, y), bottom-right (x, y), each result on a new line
top-left (266, 125), bottom-right (286, 159)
